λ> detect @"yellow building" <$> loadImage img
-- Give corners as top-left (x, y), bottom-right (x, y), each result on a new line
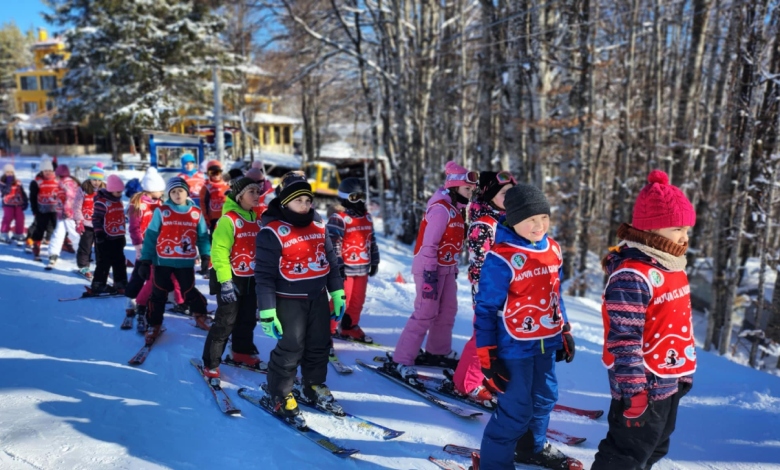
top-left (14, 29), bottom-right (69, 116)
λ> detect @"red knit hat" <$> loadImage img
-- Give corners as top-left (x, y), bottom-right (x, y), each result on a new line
top-left (632, 170), bottom-right (696, 230)
top-left (444, 160), bottom-right (477, 188)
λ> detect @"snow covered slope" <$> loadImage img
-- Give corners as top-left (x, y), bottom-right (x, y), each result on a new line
top-left (0, 160), bottom-right (779, 469)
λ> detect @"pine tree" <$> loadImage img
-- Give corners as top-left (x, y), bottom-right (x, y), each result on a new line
top-left (45, 0), bottom-right (235, 160)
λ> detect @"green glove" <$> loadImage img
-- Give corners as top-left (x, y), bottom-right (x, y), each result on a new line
top-left (330, 289), bottom-right (346, 322)
top-left (258, 308), bottom-right (283, 339)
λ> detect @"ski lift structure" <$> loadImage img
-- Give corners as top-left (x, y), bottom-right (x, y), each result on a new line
top-left (144, 129), bottom-right (206, 173)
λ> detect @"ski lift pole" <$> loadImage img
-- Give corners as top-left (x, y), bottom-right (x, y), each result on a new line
top-left (213, 65), bottom-right (225, 165)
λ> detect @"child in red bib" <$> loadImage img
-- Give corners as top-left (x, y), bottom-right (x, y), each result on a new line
top-left (475, 183), bottom-right (576, 470)
top-left (593, 170), bottom-right (696, 470)
top-left (74, 164), bottom-right (105, 278)
top-left (91, 175), bottom-right (128, 294)
top-left (0, 163), bottom-right (28, 243)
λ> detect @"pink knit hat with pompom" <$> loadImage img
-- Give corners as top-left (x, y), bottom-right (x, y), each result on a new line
top-left (632, 170), bottom-right (696, 230)
top-left (444, 160), bottom-right (476, 188)
top-left (105, 174), bottom-right (125, 192)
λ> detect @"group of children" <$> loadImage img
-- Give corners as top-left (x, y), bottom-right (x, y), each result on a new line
top-left (0, 154), bottom-right (697, 470)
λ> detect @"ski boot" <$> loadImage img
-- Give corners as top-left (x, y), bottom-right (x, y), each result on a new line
top-left (202, 366), bottom-right (221, 387)
top-left (32, 241), bottom-right (42, 261)
top-left (339, 324), bottom-right (373, 344)
top-left (515, 441), bottom-right (576, 470)
top-left (273, 393), bottom-right (304, 423)
top-left (296, 382), bottom-right (345, 416)
top-left (114, 281), bottom-right (127, 295)
top-left (193, 313), bottom-right (211, 331)
top-left (469, 385), bottom-right (497, 409)
top-left (383, 358), bottom-right (418, 381)
top-left (77, 267), bottom-right (93, 280)
top-left (45, 255), bottom-right (58, 270)
top-left (90, 282), bottom-right (118, 296)
top-left (144, 324), bottom-right (162, 345)
top-left (227, 351), bottom-right (266, 370)
top-left (416, 349), bottom-right (459, 368)
top-left (135, 305), bottom-right (147, 334)
top-left (170, 303), bottom-right (191, 315)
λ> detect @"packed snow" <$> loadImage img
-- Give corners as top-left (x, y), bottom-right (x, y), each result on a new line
top-left (1, 157), bottom-right (779, 470)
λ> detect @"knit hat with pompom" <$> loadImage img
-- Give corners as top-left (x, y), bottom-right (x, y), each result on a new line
top-left (632, 170), bottom-right (696, 230)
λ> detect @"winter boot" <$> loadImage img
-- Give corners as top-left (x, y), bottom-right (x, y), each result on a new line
top-left (299, 382), bottom-right (344, 416)
top-left (144, 325), bottom-right (162, 345)
top-left (228, 351), bottom-right (264, 368)
top-left (202, 366), bottom-right (221, 387)
top-left (515, 442), bottom-right (570, 469)
top-left (469, 385), bottom-right (497, 408)
top-left (0, 234), bottom-right (11, 244)
top-left (273, 393), bottom-right (302, 420)
top-left (77, 267), bottom-right (93, 280)
top-left (339, 324), bottom-right (373, 344)
top-left (45, 255), bottom-right (58, 270)
top-left (384, 359), bottom-right (418, 381)
top-left (90, 282), bottom-right (118, 296)
top-left (416, 349), bottom-right (459, 368)
top-left (193, 314), bottom-right (211, 331)
top-left (135, 306), bottom-right (147, 334)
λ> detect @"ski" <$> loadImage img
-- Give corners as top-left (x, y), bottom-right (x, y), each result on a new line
top-left (120, 315), bottom-right (134, 330)
top-left (429, 456), bottom-right (468, 470)
top-left (414, 375), bottom-right (586, 445)
top-left (552, 404), bottom-right (603, 420)
top-left (443, 444), bottom-right (584, 470)
top-left (373, 351), bottom-right (458, 369)
top-left (237, 387), bottom-right (359, 456)
top-left (128, 328), bottom-right (165, 366)
top-left (190, 359), bottom-right (241, 415)
top-left (59, 286), bottom-right (124, 302)
top-left (354, 359), bottom-right (482, 419)
top-left (331, 334), bottom-right (388, 349)
top-left (292, 383), bottom-right (404, 441)
top-left (221, 357), bottom-right (269, 374)
top-left (328, 348), bottom-right (352, 374)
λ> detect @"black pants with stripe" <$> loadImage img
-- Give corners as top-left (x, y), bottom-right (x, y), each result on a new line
top-left (202, 274), bottom-right (258, 369)
top-left (266, 290), bottom-right (331, 400)
top-left (147, 265), bottom-right (207, 327)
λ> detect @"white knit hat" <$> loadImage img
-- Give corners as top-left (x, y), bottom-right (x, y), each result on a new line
top-left (142, 167), bottom-right (166, 192)
top-left (40, 156), bottom-right (53, 172)
top-left (3, 164), bottom-right (13, 173)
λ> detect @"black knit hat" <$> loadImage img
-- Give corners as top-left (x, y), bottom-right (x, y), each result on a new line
top-left (227, 168), bottom-right (244, 181)
top-left (505, 183), bottom-right (550, 227)
top-left (478, 171), bottom-right (513, 203)
top-left (278, 172), bottom-right (313, 206)
top-left (230, 177), bottom-right (260, 202)
top-left (165, 176), bottom-right (189, 198)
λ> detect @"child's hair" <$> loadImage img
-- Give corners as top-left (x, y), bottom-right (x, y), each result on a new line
top-left (81, 179), bottom-right (104, 195)
top-left (127, 191), bottom-right (158, 217)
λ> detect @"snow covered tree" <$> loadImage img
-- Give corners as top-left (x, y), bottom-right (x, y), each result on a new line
top-left (0, 22), bottom-right (33, 124)
top-left (45, 0), bottom-right (235, 160)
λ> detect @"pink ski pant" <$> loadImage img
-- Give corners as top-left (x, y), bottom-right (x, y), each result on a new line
top-left (1, 206), bottom-right (25, 235)
top-left (393, 272), bottom-right (458, 365)
top-left (137, 266), bottom-right (184, 306)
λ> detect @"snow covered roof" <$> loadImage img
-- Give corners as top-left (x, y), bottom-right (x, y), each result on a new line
top-left (241, 151), bottom-right (301, 169)
top-left (249, 112), bottom-right (300, 125)
top-left (319, 141), bottom-right (360, 160)
top-left (241, 64), bottom-right (272, 77)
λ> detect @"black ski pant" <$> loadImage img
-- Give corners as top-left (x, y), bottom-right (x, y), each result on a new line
top-left (591, 389), bottom-right (683, 470)
top-left (31, 212), bottom-right (56, 242)
top-left (124, 262), bottom-right (145, 300)
top-left (202, 275), bottom-right (258, 370)
top-left (76, 226), bottom-right (96, 269)
top-left (266, 291), bottom-right (330, 400)
top-left (147, 265), bottom-right (207, 327)
top-left (93, 237), bottom-right (127, 287)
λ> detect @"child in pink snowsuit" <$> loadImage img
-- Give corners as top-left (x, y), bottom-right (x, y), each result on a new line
top-left (389, 161), bottom-right (476, 378)
top-left (0, 164), bottom-right (28, 242)
top-left (452, 171), bottom-right (515, 403)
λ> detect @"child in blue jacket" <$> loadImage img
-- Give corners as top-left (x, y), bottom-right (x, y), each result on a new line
top-left (474, 184), bottom-right (576, 470)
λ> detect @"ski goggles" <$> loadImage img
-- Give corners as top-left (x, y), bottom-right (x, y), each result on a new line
top-left (338, 190), bottom-right (366, 203)
top-left (208, 169), bottom-right (223, 177)
top-left (496, 170), bottom-right (516, 184)
top-left (447, 171), bottom-right (479, 185)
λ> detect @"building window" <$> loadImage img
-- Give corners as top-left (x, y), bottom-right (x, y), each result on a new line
top-left (283, 127), bottom-right (291, 145)
top-left (274, 126), bottom-right (281, 145)
top-left (20, 76), bottom-right (38, 90)
top-left (40, 76), bottom-right (57, 90)
top-left (23, 102), bottom-right (38, 115)
top-left (45, 100), bottom-right (54, 111)
top-left (262, 126), bottom-right (269, 146)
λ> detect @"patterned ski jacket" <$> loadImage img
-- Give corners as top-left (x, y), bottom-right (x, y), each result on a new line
top-left (601, 246), bottom-right (694, 402)
top-left (0, 176), bottom-right (28, 209)
top-left (467, 200), bottom-right (504, 286)
top-left (57, 176), bottom-right (81, 220)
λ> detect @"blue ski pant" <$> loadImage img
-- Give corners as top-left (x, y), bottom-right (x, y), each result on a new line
top-left (480, 352), bottom-right (558, 470)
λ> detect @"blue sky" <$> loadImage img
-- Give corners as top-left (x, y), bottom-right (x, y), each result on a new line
top-left (3, 1), bottom-right (51, 34)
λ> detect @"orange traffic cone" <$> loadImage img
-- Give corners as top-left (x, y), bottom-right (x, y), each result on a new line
top-left (395, 272), bottom-right (405, 283)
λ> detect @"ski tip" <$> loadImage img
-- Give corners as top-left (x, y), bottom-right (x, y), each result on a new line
top-left (383, 430), bottom-right (405, 440)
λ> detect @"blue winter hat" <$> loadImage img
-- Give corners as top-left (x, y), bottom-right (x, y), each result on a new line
top-left (180, 153), bottom-right (196, 165)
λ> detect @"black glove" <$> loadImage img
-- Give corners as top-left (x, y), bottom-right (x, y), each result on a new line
top-left (338, 264), bottom-right (346, 280)
top-left (369, 265), bottom-right (378, 277)
top-left (200, 255), bottom-right (210, 276)
top-left (477, 346), bottom-right (510, 393)
top-left (137, 260), bottom-right (152, 281)
top-left (556, 323), bottom-right (575, 363)
top-left (678, 380), bottom-right (693, 398)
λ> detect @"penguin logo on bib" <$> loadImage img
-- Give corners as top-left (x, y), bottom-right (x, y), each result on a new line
top-left (278, 225), bottom-right (290, 236)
